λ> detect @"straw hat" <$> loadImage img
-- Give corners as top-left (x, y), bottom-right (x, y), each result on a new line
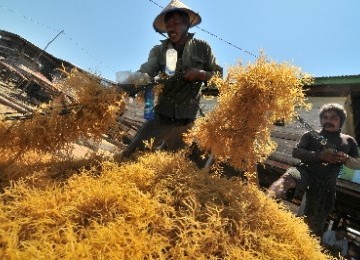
top-left (153, 0), bottom-right (201, 33)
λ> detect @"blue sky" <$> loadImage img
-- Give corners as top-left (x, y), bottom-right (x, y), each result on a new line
top-left (1, 0), bottom-right (359, 81)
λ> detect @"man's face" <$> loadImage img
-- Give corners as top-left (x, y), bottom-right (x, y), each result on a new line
top-left (165, 13), bottom-right (188, 44)
top-left (320, 110), bottom-right (341, 132)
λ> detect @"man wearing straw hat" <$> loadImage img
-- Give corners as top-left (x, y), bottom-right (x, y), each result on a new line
top-left (116, 0), bottom-right (222, 159)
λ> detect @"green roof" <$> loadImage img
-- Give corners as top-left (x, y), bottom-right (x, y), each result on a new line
top-left (314, 74), bottom-right (360, 85)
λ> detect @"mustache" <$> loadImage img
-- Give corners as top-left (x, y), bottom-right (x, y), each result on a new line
top-left (323, 122), bottom-right (335, 128)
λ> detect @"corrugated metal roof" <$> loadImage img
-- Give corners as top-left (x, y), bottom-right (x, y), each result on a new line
top-left (0, 29), bottom-right (76, 69)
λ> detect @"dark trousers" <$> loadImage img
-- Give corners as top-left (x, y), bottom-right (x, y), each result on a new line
top-left (304, 178), bottom-right (337, 235)
top-left (122, 114), bottom-right (194, 158)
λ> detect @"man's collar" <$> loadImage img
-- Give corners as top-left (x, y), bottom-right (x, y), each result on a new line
top-left (160, 33), bottom-right (195, 44)
top-left (320, 129), bottom-right (341, 135)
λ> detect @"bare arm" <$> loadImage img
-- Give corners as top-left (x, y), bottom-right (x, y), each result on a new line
top-left (344, 136), bottom-right (360, 169)
top-left (344, 156), bottom-right (360, 169)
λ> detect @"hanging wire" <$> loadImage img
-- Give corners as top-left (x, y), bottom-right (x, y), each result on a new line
top-left (147, 0), bottom-right (258, 58)
top-left (195, 27), bottom-right (258, 58)
top-left (148, 0), bottom-right (163, 9)
top-left (1, 1), bottom-right (258, 77)
top-left (0, 4), bottom-right (117, 76)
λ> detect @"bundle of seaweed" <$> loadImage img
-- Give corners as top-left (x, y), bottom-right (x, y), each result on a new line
top-left (0, 151), bottom-right (331, 259)
top-left (186, 55), bottom-right (312, 173)
top-left (0, 70), bottom-right (125, 162)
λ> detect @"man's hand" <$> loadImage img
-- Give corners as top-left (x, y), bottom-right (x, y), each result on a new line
top-left (183, 68), bottom-right (207, 82)
top-left (318, 148), bottom-right (349, 164)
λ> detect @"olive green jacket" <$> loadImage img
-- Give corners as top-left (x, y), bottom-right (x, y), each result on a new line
top-left (139, 33), bottom-right (221, 119)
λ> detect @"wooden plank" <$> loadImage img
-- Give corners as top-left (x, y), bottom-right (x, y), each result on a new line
top-left (263, 159), bottom-right (291, 171)
top-left (268, 151), bottom-right (300, 166)
top-left (273, 139), bottom-right (298, 155)
top-left (271, 131), bottom-right (302, 141)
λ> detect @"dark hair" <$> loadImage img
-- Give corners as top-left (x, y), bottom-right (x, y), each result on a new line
top-left (164, 10), bottom-right (190, 26)
top-left (319, 103), bottom-right (347, 127)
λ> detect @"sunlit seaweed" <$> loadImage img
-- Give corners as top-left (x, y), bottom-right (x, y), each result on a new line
top-left (0, 70), bottom-right (126, 162)
top-left (186, 54), bottom-right (312, 174)
top-left (0, 151), bottom-right (330, 259)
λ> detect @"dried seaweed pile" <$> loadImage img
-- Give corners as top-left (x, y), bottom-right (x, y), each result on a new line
top-left (0, 70), bottom-right (125, 162)
top-left (186, 55), bottom-right (312, 171)
top-left (0, 151), bottom-right (331, 259)
top-left (0, 57), bottom-right (333, 259)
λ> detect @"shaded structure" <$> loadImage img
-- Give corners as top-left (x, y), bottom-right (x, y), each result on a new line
top-left (259, 74), bottom-right (360, 245)
top-left (0, 29), bottom-right (82, 107)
